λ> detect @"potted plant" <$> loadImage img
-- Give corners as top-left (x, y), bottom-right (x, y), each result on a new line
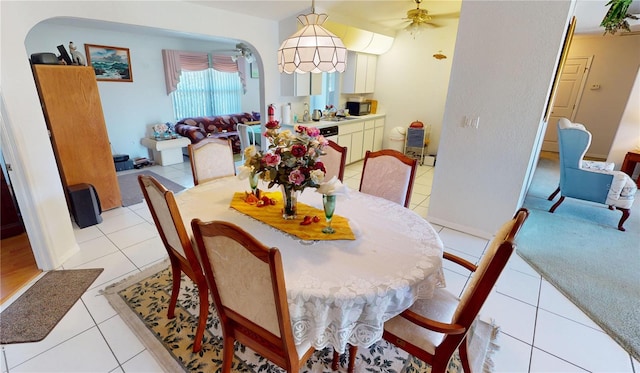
top-left (601, 0), bottom-right (639, 35)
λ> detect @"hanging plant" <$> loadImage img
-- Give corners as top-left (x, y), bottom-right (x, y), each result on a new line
top-left (601, 0), bottom-right (639, 35)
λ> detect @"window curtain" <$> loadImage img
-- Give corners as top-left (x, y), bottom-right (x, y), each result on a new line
top-left (162, 50), bottom-right (210, 94)
top-left (163, 50), bottom-right (248, 94)
top-left (212, 55), bottom-right (247, 94)
top-left (172, 69), bottom-right (242, 118)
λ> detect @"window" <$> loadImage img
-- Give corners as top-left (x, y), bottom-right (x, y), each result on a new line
top-left (172, 68), bottom-right (242, 119)
top-left (310, 72), bottom-right (338, 111)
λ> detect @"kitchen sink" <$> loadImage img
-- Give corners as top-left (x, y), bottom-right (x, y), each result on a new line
top-left (326, 116), bottom-right (358, 122)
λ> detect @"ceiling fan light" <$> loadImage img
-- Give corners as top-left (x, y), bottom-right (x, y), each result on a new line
top-left (278, 4), bottom-right (347, 74)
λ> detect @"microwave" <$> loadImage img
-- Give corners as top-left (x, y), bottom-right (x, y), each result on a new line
top-left (346, 101), bottom-right (371, 116)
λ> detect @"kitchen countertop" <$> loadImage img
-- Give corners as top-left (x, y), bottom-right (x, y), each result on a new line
top-left (282, 113), bottom-right (385, 130)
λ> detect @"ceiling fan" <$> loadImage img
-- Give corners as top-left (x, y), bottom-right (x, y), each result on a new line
top-left (401, 0), bottom-right (459, 37)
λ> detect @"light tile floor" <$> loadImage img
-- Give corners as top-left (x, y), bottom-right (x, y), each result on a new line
top-left (1, 158), bottom-right (638, 372)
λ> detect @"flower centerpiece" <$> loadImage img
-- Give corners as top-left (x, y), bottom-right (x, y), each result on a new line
top-left (239, 120), bottom-right (328, 219)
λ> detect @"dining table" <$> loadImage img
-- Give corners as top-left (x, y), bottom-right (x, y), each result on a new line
top-left (175, 176), bottom-right (446, 354)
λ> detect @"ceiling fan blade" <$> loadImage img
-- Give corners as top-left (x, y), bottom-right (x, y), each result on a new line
top-left (430, 11), bottom-right (460, 20)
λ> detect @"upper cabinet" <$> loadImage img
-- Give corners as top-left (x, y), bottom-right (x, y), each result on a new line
top-left (281, 72), bottom-right (323, 97)
top-left (341, 52), bottom-right (377, 94)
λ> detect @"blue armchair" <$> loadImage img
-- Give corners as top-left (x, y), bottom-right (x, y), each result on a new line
top-left (548, 118), bottom-right (636, 231)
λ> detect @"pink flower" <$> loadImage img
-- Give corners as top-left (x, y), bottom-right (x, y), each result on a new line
top-left (288, 169), bottom-right (305, 185)
top-left (263, 153), bottom-right (281, 166)
top-left (306, 127), bottom-right (320, 137)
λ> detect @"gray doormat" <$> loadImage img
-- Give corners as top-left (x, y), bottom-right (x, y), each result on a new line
top-left (117, 170), bottom-right (186, 207)
top-left (0, 268), bottom-right (103, 344)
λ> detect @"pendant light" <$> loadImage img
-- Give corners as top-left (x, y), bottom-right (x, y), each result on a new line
top-left (277, 0), bottom-right (347, 74)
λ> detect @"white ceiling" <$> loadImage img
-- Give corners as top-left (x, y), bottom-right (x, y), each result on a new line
top-left (188, 0), bottom-right (640, 35)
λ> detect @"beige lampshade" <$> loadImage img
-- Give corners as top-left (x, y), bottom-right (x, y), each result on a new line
top-left (278, 13), bottom-right (347, 74)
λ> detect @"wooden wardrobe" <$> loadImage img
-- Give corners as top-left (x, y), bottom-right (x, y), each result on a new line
top-left (32, 65), bottom-right (121, 210)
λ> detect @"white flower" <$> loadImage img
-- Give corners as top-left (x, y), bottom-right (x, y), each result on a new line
top-left (309, 169), bottom-right (325, 185)
top-left (236, 165), bottom-right (253, 180)
top-left (316, 176), bottom-right (349, 196)
top-left (153, 123), bottom-right (168, 133)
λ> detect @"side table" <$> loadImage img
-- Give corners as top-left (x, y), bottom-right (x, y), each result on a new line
top-left (621, 150), bottom-right (640, 188)
top-left (141, 136), bottom-right (191, 166)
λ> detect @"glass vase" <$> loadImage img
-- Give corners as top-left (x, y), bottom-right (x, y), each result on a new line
top-left (280, 184), bottom-right (299, 220)
top-left (249, 172), bottom-right (259, 195)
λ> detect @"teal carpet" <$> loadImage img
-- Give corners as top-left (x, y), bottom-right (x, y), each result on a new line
top-left (518, 157), bottom-right (639, 361)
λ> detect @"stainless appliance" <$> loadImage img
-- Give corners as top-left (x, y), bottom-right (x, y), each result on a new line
top-left (312, 109), bottom-right (322, 121)
top-left (319, 126), bottom-right (339, 142)
top-left (346, 101), bottom-right (371, 116)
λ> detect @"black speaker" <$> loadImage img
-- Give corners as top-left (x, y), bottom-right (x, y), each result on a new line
top-left (67, 183), bottom-right (103, 228)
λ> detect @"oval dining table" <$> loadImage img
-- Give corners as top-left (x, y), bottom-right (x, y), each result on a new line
top-left (175, 176), bottom-right (446, 354)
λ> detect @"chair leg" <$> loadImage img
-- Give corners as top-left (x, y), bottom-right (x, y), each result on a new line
top-left (192, 285), bottom-right (209, 352)
top-left (331, 349), bottom-right (340, 370)
top-left (347, 345), bottom-right (357, 373)
top-left (547, 186), bottom-right (560, 201)
top-left (549, 196), bottom-right (565, 213)
top-left (168, 264), bottom-right (182, 319)
top-left (332, 345), bottom-right (358, 372)
top-left (616, 207), bottom-right (630, 232)
top-left (458, 337), bottom-right (471, 373)
top-left (221, 338), bottom-right (235, 373)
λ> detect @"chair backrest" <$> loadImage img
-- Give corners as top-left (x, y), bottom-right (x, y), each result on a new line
top-left (138, 175), bottom-right (201, 271)
top-left (556, 118), bottom-right (614, 202)
top-left (188, 137), bottom-right (236, 186)
top-left (237, 123), bottom-right (257, 154)
top-left (557, 118), bottom-right (592, 171)
top-left (319, 140), bottom-right (347, 181)
top-left (359, 149), bottom-right (418, 208)
top-left (191, 219), bottom-right (307, 370)
top-left (452, 208), bottom-right (529, 327)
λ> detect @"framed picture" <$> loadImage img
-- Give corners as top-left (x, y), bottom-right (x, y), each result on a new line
top-left (84, 44), bottom-right (133, 82)
top-left (250, 63), bottom-right (259, 79)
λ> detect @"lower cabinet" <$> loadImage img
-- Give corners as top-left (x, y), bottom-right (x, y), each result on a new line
top-left (338, 116), bottom-right (385, 164)
top-left (337, 121), bottom-right (364, 164)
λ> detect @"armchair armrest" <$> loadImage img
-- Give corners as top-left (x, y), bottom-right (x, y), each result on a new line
top-left (443, 251), bottom-right (477, 272)
top-left (400, 309), bottom-right (467, 335)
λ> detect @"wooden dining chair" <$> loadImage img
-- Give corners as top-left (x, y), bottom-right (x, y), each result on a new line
top-left (188, 137), bottom-right (236, 186)
top-left (359, 149), bottom-right (418, 207)
top-left (319, 140), bottom-right (347, 181)
top-left (137, 174), bottom-right (209, 353)
top-left (191, 219), bottom-right (316, 373)
top-left (381, 208), bottom-right (529, 373)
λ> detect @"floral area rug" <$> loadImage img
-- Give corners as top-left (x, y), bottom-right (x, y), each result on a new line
top-left (103, 260), bottom-right (498, 373)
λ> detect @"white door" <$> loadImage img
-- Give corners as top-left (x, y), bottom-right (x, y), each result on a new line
top-left (542, 56), bottom-right (591, 152)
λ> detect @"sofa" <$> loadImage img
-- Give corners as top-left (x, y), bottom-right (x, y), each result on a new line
top-left (174, 112), bottom-right (260, 154)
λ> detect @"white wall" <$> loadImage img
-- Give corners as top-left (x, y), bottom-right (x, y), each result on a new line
top-left (25, 22), bottom-right (261, 160)
top-left (569, 34), bottom-right (640, 160)
top-left (0, 1), bottom-right (280, 269)
top-left (428, 0), bottom-right (574, 238)
top-left (608, 66), bottom-right (640, 172)
top-left (375, 22), bottom-right (459, 155)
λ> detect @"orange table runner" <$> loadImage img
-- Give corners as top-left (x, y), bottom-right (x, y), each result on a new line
top-left (230, 191), bottom-right (355, 241)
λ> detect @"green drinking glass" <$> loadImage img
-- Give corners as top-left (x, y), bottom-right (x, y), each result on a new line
top-left (322, 194), bottom-right (336, 234)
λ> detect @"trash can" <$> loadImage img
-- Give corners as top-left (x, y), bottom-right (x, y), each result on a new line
top-left (389, 127), bottom-right (406, 152)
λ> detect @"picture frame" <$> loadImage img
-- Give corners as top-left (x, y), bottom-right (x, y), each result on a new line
top-left (84, 44), bottom-right (133, 82)
top-left (250, 63), bottom-right (259, 79)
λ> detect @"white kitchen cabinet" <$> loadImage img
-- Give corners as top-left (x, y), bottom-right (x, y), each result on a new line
top-left (362, 120), bottom-right (375, 158)
top-left (373, 118), bottom-right (385, 151)
top-left (341, 52), bottom-right (377, 94)
top-left (337, 121), bottom-right (364, 164)
top-left (281, 72), bottom-right (323, 96)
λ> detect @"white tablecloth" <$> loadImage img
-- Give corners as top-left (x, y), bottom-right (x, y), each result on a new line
top-left (175, 176), bottom-right (446, 353)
